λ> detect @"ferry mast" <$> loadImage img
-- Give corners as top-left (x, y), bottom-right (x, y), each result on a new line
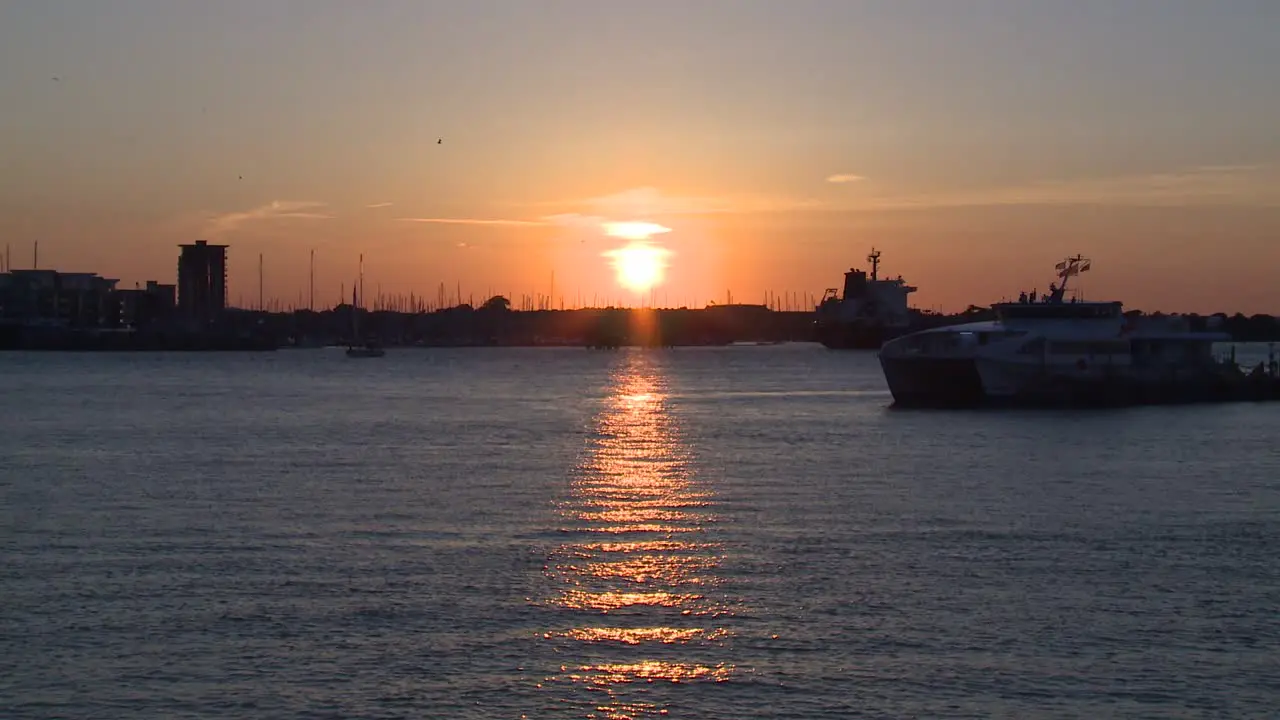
top-left (1049, 255), bottom-right (1091, 302)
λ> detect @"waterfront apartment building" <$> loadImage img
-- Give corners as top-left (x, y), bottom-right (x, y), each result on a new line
top-left (0, 269), bottom-right (180, 329)
top-left (0, 270), bottom-right (121, 327)
top-left (177, 240), bottom-right (228, 325)
top-left (117, 281), bottom-right (178, 328)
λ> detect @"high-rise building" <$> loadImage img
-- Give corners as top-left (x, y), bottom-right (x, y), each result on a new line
top-left (177, 240), bottom-right (228, 325)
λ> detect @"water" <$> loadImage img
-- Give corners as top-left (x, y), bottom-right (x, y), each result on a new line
top-left (2, 345), bottom-right (1278, 718)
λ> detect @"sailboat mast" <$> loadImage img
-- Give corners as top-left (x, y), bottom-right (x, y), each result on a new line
top-left (352, 280), bottom-right (359, 339)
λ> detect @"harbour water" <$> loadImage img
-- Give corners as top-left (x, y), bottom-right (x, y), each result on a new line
top-left (3, 345), bottom-right (1278, 718)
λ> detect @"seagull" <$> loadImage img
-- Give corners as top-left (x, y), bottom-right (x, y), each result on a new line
top-left (437, 138), bottom-right (443, 144)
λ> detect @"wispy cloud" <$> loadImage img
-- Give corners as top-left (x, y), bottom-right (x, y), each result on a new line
top-left (396, 187), bottom-right (824, 242)
top-left (541, 213), bottom-right (607, 228)
top-left (856, 165), bottom-right (1280, 211)
top-left (204, 200), bottom-right (332, 236)
top-left (524, 186), bottom-right (823, 216)
top-left (400, 188), bottom-right (822, 234)
top-left (396, 184), bottom-right (829, 238)
top-left (397, 217), bottom-right (547, 226)
top-left (577, 187), bottom-right (730, 216)
top-left (365, 202), bottom-right (393, 209)
top-left (392, 168), bottom-right (1277, 233)
top-left (604, 221), bottom-right (672, 239)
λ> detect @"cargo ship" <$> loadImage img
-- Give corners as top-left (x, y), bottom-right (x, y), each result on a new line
top-left (814, 249), bottom-right (920, 349)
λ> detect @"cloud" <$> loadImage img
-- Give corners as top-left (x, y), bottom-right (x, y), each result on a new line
top-left (393, 187), bottom-right (824, 238)
top-left (541, 213), bottom-right (607, 228)
top-left (386, 167), bottom-right (1278, 236)
top-left (590, 186), bottom-right (823, 216)
top-left (203, 200), bottom-right (332, 236)
top-left (365, 202), bottom-right (393, 209)
top-left (396, 214), bottom-right (652, 231)
top-left (855, 165), bottom-right (1280, 211)
top-left (603, 221), bottom-right (672, 240)
top-left (390, 167), bottom-right (1278, 234)
top-left (525, 186), bottom-right (823, 216)
top-left (396, 217), bottom-right (547, 226)
top-left (580, 187), bottom-right (724, 216)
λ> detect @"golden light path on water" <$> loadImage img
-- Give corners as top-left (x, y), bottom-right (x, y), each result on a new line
top-left (536, 353), bottom-right (738, 719)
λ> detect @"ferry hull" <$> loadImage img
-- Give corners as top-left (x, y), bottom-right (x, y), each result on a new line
top-left (879, 355), bottom-right (987, 407)
top-left (882, 354), bottom-right (1280, 408)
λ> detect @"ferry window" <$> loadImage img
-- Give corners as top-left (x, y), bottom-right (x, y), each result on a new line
top-left (1000, 303), bottom-right (1121, 321)
top-left (1049, 340), bottom-right (1130, 354)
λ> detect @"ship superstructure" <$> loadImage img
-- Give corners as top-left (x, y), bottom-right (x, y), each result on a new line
top-left (815, 248), bottom-right (918, 349)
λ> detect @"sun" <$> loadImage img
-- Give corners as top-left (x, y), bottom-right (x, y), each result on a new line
top-left (604, 241), bottom-right (672, 294)
top-left (598, 220), bottom-right (674, 294)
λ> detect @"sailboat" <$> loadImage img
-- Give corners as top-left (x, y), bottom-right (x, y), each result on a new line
top-left (346, 268), bottom-right (385, 358)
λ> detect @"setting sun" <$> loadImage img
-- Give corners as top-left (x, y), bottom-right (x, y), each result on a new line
top-left (604, 241), bottom-right (673, 294)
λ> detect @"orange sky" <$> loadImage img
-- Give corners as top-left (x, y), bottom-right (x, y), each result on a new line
top-left (6, 183), bottom-right (1279, 314)
top-left (2, 2), bottom-right (1279, 314)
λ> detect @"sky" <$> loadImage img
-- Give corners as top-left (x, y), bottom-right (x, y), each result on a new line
top-left (1, 0), bottom-right (1278, 313)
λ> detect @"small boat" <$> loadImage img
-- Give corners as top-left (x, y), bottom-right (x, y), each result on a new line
top-left (346, 343), bottom-right (385, 358)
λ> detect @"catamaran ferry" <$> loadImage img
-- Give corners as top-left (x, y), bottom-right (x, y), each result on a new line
top-left (878, 255), bottom-right (1279, 407)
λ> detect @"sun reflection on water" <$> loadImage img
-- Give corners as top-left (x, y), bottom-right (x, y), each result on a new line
top-left (536, 353), bottom-right (738, 718)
